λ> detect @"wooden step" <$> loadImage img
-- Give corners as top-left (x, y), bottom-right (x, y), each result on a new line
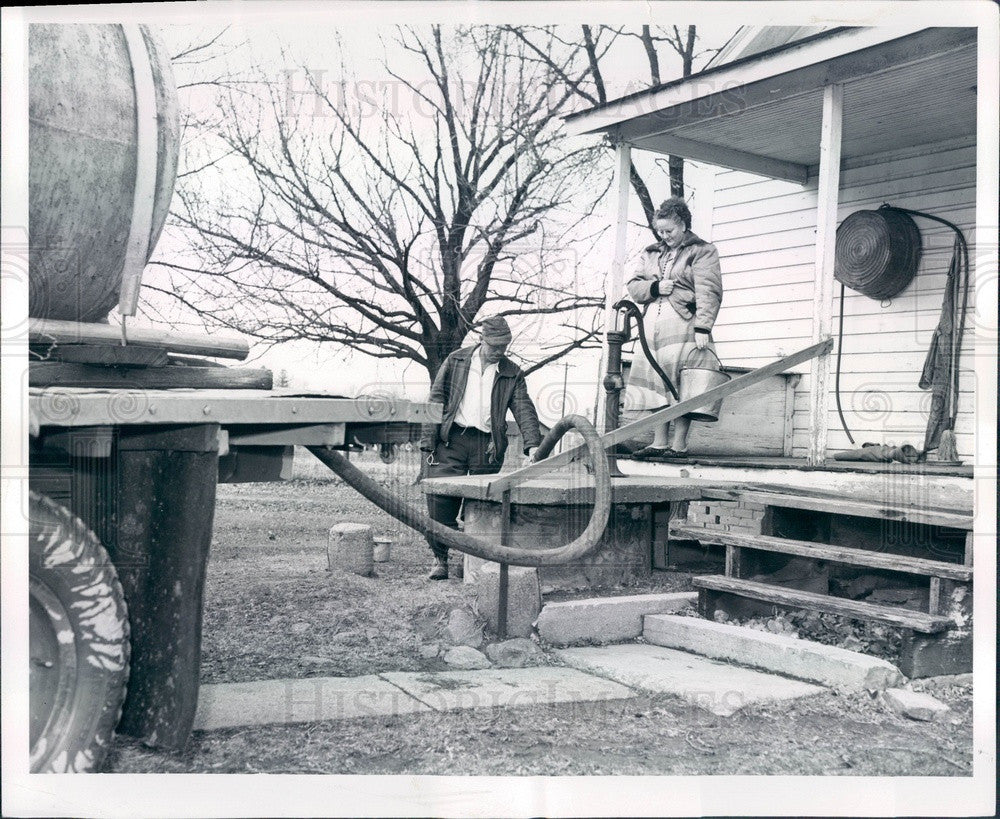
top-left (692, 575), bottom-right (952, 633)
top-left (671, 525), bottom-right (972, 581)
top-left (700, 486), bottom-right (973, 530)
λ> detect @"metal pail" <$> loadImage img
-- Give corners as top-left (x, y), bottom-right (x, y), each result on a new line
top-left (679, 347), bottom-right (730, 422)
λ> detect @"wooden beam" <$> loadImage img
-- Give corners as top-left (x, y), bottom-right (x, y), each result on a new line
top-left (601, 143), bottom-right (632, 433)
top-left (30, 362), bottom-right (273, 390)
top-left (566, 28), bottom-right (969, 138)
top-left (29, 392), bottom-right (440, 429)
top-left (633, 133), bottom-right (808, 185)
top-left (218, 445), bottom-right (294, 483)
top-left (699, 486), bottom-right (973, 530)
top-left (227, 423), bottom-right (345, 447)
top-left (693, 575), bottom-right (952, 633)
top-left (807, 83), bottom-right (842, 466)
top-left (928, 577), bottom-right (942, 615)
top-left (31, 343), bottom-right (169, 367)
top-left (672, 525), bottom-right (973, 581)
top-left (29, 318), bottom-right (249, 360)
top-left (485, 339), bottom-right (832, 500)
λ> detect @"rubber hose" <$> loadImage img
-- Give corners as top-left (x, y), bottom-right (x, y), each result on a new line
top-left (834, 281), bottom-right (856, 445)
top-left (612, 299), bottom-right (679, 400)
top-left (306, 414), bottom-right (612, 567)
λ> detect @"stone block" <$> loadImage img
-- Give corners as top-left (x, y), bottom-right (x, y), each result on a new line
top-left (536, 592), bottom-right (696, 646)
top-left (462, 500), bottom-right (653, 592)
top-left (442, 646), bottom-right (491, 670)
top-left (643, 614), bottom-right (904, 691)
top-left (475, 564), bottom-right (541, 638)
top-left (882, 687), bottom-right (951, 721)
top-left (327, 522), bottom-right (373, 576)
top-left (556, 644), bottom-right (823, 716)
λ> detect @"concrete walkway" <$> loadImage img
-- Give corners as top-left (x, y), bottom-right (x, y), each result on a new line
top-left (193, 644), bottom-right (826, 731)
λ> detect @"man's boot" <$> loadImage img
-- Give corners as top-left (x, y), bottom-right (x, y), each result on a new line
top-left (428, 556), bottom-right (449, 580)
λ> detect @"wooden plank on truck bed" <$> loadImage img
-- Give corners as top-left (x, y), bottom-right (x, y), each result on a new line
top-left (30, 343), bottom-right (170, 367)
top-left (29, 318), bottom-right (249, 360)
top-left (30, 362), bottom-right (273, 390)
top-left (28, 388), bottom-right (441, 428)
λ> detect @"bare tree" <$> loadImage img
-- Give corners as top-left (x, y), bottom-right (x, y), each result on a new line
top-left (506, 25), bottom-right (725, 230)
top-left (151, 25), bottom-right (609, 378)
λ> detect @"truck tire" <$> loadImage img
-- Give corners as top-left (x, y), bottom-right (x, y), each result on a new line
top-left (29, 491), bottom-right (130, 773)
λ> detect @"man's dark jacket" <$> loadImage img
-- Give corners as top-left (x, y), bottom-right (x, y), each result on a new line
top-left (420, 345), bottom-right (542, 463)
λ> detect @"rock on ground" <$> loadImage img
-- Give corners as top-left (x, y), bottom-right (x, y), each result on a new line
top-left (485, 638), bottom-right (545, 668)
top-left (443, 646), bottom-right (491, 670)
top-left (882, 687), bottom-right (951, 721)
top-left (444, 608), bottom-right (484, 648)
top-left (418, 643), bottom-right (440, 659)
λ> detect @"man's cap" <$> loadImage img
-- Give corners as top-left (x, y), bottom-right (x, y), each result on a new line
top-left (478, 316), bottom-right (512, 346)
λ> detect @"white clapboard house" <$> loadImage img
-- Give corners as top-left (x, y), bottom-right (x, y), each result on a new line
top-left (559, 25), bottom-right (991, 677)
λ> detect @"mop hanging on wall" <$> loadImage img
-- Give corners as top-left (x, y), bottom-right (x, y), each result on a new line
top-left (831, 203), bottom-right (969, 462)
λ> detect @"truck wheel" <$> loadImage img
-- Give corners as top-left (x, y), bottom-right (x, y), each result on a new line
top-left (29, 491), bottom-right (130, 773)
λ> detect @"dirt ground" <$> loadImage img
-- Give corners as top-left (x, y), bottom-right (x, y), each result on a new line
top-left (104, 448), bottom-right (974, 776)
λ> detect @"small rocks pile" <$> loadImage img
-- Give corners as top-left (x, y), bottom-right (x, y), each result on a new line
top-left (417, 606), bottom-right (547, 670)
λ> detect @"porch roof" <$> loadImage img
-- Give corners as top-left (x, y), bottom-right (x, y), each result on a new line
top-left (564, 27), bottom-right (977, 184)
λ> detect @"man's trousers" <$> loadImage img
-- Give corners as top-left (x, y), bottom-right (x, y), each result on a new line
top-left (424, 424), bottom-right (502, 560)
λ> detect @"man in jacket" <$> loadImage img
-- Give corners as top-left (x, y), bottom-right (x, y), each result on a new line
top-left (419, 316), bottom-right (542, 580)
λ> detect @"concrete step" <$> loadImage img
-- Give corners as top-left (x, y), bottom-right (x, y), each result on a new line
top-left (644, 614), bottom-right (904, 691)
top-left (536, 591), bottom-right (696, 646)
top-left (555, 644), bottom-right (824, 716)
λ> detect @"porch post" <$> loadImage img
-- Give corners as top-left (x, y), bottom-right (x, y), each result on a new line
top-left (599, 142), bottom-right (632, 433)
top-left (807, 83), bottom-right (843, 465)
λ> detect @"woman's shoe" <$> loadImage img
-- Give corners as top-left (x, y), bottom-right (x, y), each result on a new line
top-left (631, 445), bottom-right (670, 460)
top-left (649, 447), bottom-right (689, 461)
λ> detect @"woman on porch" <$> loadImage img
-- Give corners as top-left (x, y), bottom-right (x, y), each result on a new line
top-left (624, 196), bottom-right (723, 459)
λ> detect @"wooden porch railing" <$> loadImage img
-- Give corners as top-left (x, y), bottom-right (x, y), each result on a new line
top-left (485, 338), bottom-right (833, 501)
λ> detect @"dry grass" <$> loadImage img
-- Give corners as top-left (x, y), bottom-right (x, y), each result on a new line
top-left (200, 447), bottom-right (476, 683)
top-left (107, 685), bottom-right (973, 776)
top-left (102, 447), bottom-right (974, 776)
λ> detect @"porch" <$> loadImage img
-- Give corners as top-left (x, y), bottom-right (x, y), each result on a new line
top-left (423, 454), bottom-right (973, 678)
top-left (565, 25), bottom-right (982, 466)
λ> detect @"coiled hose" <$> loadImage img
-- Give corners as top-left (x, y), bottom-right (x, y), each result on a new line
top-left (307, 413), bottom-right (611, 567)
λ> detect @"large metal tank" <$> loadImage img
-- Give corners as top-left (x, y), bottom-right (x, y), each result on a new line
top-left (29, 24), bottom-right (180, 322)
